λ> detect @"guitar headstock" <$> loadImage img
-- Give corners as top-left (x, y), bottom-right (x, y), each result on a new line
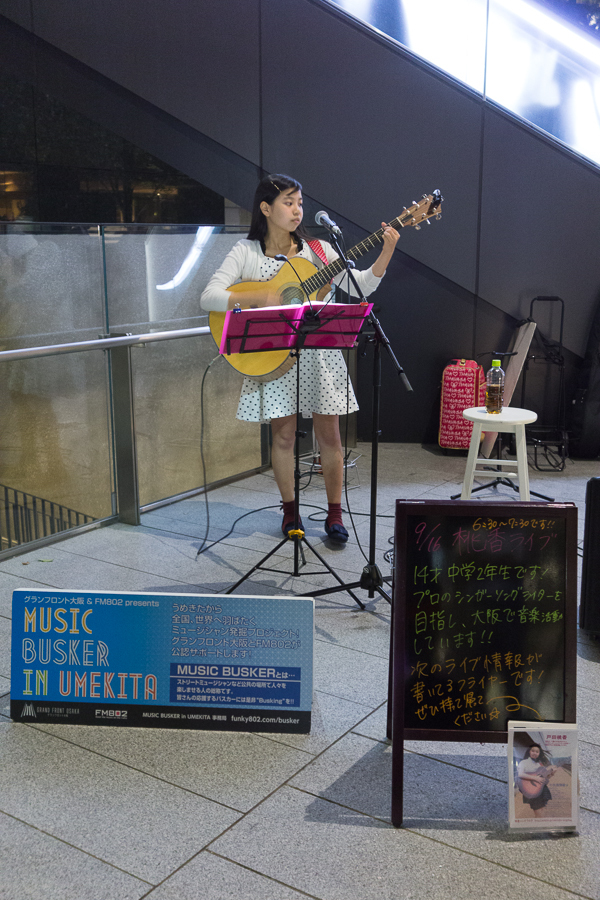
top-left (397, 189), bottom-right (443, 230)
top-left (326, 194), bottom-right (444, 272)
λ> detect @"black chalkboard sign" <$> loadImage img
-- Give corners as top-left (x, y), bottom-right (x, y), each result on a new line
top-left (390, 500), bottom-right (577, 826)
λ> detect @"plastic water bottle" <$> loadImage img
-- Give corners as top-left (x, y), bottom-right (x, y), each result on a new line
top-left (485, 359), bottom-right (505, 414)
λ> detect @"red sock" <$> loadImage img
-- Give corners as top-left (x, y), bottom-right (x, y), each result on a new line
top-left (327, 502), bottom-right (344, 527)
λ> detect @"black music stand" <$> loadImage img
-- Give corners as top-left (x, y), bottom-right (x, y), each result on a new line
top-left (222, 301), bottom-right (373, 609)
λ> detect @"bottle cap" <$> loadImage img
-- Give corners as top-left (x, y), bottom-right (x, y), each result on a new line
top-left (492, 359), bottom-right (501, 367)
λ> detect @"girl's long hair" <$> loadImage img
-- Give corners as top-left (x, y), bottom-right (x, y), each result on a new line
top-left (247, 173), bottom-right (311, 251)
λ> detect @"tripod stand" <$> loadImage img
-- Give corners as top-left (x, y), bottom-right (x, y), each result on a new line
top-left (295, 227), bottom-right (413, 606)
top-left (224, 302), bottom-right (372, 609)
top-left (299, 309), bottom-right (412, 605)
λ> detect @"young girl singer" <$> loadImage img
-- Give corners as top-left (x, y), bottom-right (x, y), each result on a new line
top-left (201, 173), bottom-right (399, 543)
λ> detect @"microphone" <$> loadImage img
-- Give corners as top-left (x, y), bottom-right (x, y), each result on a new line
top-left (315, 210), bottom-right (342, 236)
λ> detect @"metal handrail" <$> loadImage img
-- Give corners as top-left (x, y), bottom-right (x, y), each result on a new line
top-left (0, 324), bottom-right (212, 362)
top-left (0, 321), bottom-right (215, 540)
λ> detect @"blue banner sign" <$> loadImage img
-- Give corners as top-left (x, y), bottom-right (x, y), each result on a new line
top-left (10, 590), bottom-right (313, 732)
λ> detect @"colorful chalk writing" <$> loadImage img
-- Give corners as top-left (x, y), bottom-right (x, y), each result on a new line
top-left (395, 502), bottom-right (577, 733)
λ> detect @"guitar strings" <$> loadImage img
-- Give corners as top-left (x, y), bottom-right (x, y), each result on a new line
top-left (303, 194), bottom-right (439, 296)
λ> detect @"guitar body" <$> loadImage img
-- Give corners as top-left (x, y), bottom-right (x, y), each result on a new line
top-left (209, 257), bottom-right (326, 383)
top-left (518, 765), bottom-right (550, 800)
top-left (207, 191), bottom-right (443, 382)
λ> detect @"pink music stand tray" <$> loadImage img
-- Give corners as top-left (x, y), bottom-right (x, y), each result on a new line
top-left (219, 301), bottom-right (373, 356)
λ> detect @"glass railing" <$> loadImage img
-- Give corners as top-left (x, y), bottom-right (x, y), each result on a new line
top-left (101, 225), bottom-right (263, 507)
top-left (328, 0), bottom-right (600, 167)
top-left (0, 224), bottom-right (265, 554)
top-left (0, 225), bottom-right (113, 546)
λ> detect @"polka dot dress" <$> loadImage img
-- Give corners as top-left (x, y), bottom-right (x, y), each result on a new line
top-left (236, 245), bottom-right (359, 424)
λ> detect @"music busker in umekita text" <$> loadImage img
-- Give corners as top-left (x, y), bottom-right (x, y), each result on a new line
top-left (201, 173), bottom-right (400, 544)
top-left (21, 605), bottom-right (158, 701)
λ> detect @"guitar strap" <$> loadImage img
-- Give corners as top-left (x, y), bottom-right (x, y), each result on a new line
top-left (306, 239), bottom-right (335, 289)
top-left (307, 239), bottom-right (329, 268)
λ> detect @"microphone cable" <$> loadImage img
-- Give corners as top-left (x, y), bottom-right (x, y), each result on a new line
top-left (273, 254), bottom-right (314, 308)
top-left (343, 345), bottom-right (370, 562)
top-left (195, 352), bottom-right (220, 557)
top-left (197, 503), bottom-right (284, 561)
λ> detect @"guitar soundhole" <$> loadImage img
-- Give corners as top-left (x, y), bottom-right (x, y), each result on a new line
top-left (281, 285), bottom-right (305, 305)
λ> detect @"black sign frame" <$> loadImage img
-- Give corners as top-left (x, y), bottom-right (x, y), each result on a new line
top-left (390, 500), bottom-right (578, 827)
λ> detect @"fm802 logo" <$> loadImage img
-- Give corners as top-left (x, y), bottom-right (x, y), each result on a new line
top-left (95, 709), bottom-right (128, 719)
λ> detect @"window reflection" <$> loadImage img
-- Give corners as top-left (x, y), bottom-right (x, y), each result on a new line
top-left (0, 170), bottom-right (36, 220)
top-left (329, 0), bottom-right (600, 166)
top-left (329, 0), bottom-right (488, 90)
top-left (0, 72), bottom-right (227, 224)
top-left (487, 0), bottom-right (600, 164)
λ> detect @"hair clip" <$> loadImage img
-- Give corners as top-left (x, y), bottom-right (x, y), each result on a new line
top-left (269, 180), bottom-right (281, 193)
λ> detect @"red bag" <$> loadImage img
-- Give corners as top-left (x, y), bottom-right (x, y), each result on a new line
top-left (439, 359), bottom-right (486, 449)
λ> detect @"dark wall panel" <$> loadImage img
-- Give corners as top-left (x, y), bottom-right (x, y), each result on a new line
top-left (0, 0), bottom-right (29, 28)
top-left (261, 0), bottom-right (482, 296)
top-left (0, 0), bottom-right (262, 164)
top-left (0, 14), bottom-right (262, 214)
top-left (0, 11), bottom-right (35, 81)
top-left (479, 107), bottom-right (600, 357)
top-left (358, 253), bottom-right (482, 443)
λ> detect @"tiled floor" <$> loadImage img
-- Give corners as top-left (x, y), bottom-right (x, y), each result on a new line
top-left (1, 443), bottom-right (599, 900)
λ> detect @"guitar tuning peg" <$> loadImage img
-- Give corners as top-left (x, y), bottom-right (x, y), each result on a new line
top-left (425, 219), bottom-right (431, 224)
top-left (415, 224), bottom-right (421, 231)
top-left (436, 214), bottom-right (442, 220)
top-left (412, 201), bottom-right (417, 206)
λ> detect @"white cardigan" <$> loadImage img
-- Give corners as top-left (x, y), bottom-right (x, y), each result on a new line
top-left (200, 238), bottom-right (384, 312)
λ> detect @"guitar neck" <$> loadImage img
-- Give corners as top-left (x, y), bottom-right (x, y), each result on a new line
top-left (302, 191), bottom-right (442, 295)
top-left (302, 210), bottom-right (412, 296)
top-left (302, 222), bottom-right (391, 296)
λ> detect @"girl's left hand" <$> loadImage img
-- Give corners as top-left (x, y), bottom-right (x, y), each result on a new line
top-left (372, 222), bottom-right (401, 277)
top-left (381, 222), bottom-right (400, 248)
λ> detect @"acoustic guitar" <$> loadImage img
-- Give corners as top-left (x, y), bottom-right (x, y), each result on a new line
top-left (518, 764), bottom-right (557, 800)
top-left (209, 190), bottom-right (443, 382)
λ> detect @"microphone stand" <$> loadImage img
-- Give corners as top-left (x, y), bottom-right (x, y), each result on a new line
top-left (301, 228), bottom-right (413, 605)
top-left (223, 300), bottom-right (367, 609)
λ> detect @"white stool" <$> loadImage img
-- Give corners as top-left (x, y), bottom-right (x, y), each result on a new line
top-left (461, 407), bottom-right (538, 501)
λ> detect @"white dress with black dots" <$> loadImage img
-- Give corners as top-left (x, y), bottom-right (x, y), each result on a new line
top-left (200, 238), bottom-right (384, 424)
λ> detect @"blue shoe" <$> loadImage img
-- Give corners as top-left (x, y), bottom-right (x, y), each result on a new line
top-left (324, 520), bottom-right (348, 543)
top-left (283, 517), bottom-right (303, 537)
